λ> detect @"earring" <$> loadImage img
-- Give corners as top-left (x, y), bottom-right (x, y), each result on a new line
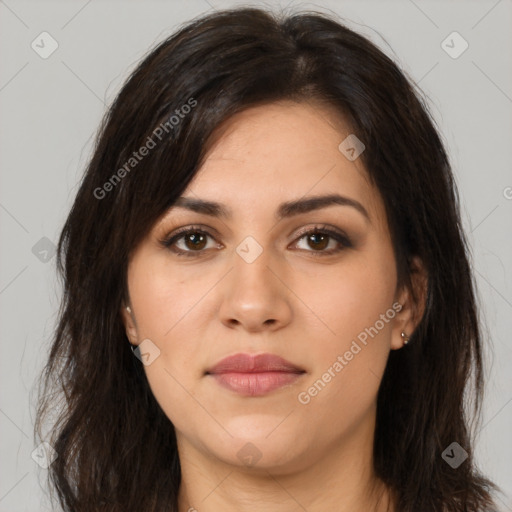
top-left (126, 306), bottom-right (132, 314)
top-left (401, 332), bottom-right (410, 345)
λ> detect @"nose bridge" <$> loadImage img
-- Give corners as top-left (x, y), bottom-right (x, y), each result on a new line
top-left (231, 233), bottom-right (279, 300)
top-left (218, 233), bottom-right (292, 330)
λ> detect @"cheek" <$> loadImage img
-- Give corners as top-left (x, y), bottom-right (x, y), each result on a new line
top-left (127, 257), bottom-right (204, 428)
top-left (294, 275), bottom-right (395, 434)
top-left (128, 252), bottom-right (205, 340)
top-left (292, 241), bottom-right (397, 401)
top-left (127, 253), bottom-right (202, 378)
top-left (292, 241), bottom-right (397, 348)
top-left (126, 248), bottom-right (229, 378)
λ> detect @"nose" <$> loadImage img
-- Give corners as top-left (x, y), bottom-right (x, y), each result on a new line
top-left (218, 245), bottom-right (293, 333)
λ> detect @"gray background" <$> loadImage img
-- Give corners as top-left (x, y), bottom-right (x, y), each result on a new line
top-left (1, 0), bottom-right (511, 510)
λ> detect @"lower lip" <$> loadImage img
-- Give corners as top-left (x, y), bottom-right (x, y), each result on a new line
top-left (209, 372), bottom-right (303, 396)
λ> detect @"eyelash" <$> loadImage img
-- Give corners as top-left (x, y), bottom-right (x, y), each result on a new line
top-left (159, 224), bottom-right (353, 258)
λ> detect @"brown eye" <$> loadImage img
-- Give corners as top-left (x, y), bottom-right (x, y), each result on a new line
top-left (182, 232), bottom-right (208, 251)
top-left (293, 227), bottom-right (352, 256)
top-left (161, 227), bottom-right (218, 257)
top-left (306, 233), bottom-right (330, 251)
top-left (161, 225), bottom-right (351, 258)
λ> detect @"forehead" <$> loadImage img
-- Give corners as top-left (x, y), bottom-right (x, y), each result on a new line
top-left (175, 101), bottom-right (386, 228)
top-left (203, 100), bottom-right (355, 169)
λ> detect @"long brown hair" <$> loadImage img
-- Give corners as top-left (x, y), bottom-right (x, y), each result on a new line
top-left (34, 6), bottom-right (500, 511)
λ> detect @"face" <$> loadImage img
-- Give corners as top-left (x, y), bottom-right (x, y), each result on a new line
top-left (122, 100), bottom-right (418, 474)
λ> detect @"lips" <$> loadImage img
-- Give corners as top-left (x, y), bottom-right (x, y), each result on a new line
top-left (205, 353), bottom-right (305, 396)
top-left (206, 353), bottom-right (304, 374)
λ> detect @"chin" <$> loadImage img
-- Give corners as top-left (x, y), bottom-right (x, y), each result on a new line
top-left (201, 421), bottom-right (312, 472)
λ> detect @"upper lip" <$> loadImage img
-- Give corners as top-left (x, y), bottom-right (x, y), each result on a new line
top-left (206, 353), bottom-right (305, 375)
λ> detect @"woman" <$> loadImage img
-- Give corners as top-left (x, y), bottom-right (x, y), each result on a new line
top-left (35, 6), bottom-right (502, 511)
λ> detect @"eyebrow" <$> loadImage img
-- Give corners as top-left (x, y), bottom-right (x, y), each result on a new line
top-left (171, 194), bottom-right (370, 223)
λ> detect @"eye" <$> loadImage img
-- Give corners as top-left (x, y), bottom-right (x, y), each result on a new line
top-left (159, 224), bottom-right (352, 257)
top-left (292, 225), bottom-right (352, 256)
top-left (160, 226), bottom-right (220, 257)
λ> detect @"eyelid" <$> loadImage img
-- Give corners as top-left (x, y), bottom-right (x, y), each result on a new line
top-left (159, 223), bottom-right (352, 256)
top-left (160, 225), bottom-right (221, 253)
top-left (292, 223), bottom-right (351, 243)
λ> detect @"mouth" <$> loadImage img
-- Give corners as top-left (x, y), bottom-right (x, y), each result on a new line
top-left (205, 353), bottom-right (306, 397)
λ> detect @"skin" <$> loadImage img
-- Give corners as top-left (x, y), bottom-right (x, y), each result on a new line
top-left (121, 100), bottom-right (426, 512)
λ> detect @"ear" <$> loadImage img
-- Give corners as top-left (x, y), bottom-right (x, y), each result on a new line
top-left (120, 303), bottom-right (139, 346)
top-left (391, 255), bottom-right (428, 350)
